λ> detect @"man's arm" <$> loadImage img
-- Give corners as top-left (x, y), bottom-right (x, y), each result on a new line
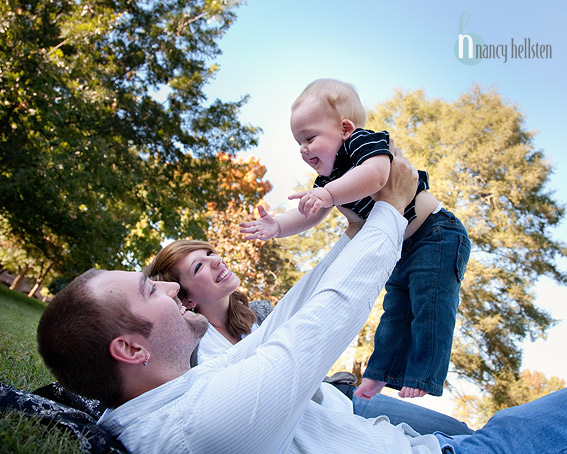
top-left (188, 203), bottom-right (407, 453)
top-left (184, 149), bottom-right (418, 453)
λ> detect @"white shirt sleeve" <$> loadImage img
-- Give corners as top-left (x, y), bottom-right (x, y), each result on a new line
top-left (181, 201), bottom-right (407, 453)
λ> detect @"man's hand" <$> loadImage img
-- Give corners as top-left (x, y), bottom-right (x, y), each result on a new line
top-left (240, 205), bottom-right (281, 241)
top-left (288, 187), bottom-right (333, 218)
top-left (372, 140), bottom-right (418, 215)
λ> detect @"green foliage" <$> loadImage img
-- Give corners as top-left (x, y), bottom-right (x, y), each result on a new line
top-left (0, 0), bottom-right (259, 282)
top-left (364, 85), bottom-right (566, 406)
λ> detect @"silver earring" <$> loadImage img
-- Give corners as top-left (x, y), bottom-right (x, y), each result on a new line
top-left (143, 355), bottom-right (148, 367)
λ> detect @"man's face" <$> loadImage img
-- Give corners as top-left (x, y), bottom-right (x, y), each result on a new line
top-left (90, 271), bottom-right (208, 369)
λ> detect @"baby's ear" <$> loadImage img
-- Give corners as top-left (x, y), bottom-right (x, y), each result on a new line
top-left (341, 119), bottom-right (356, 140)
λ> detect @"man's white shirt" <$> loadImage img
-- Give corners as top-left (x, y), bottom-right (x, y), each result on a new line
top-left (98, 202), bottom-right (442, 454)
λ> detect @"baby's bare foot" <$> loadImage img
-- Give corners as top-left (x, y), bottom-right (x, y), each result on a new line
top-left (398, 386), bottom-right (428, 398)
top-left (354, 378), bottom-right (387, 399)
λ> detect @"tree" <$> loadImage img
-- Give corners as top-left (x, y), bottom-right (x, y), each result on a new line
top-left (0, 0), bottom-right (258, 284)
top-left (364, 85), bottom-right (566, 405)
top-left (0, 225), bottom-right (55, 298)
top-left (205, 198), bottom-right (301, 304)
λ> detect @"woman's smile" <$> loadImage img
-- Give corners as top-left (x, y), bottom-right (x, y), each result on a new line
top-left (216, 267), bottom-right (232, 283)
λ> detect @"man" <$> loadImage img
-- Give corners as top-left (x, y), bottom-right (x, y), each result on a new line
top-left (38, 148), bottom-right (567, 453)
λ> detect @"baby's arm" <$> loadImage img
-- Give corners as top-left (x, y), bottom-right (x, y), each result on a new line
top-left (240, 205), bottom-right (332, 241)
top-left (288, 187), bottom-right (333, 218)
top-left (325, 154), bottom-right (391, 206)
top-left (289, 155), bottom-right (391, 219)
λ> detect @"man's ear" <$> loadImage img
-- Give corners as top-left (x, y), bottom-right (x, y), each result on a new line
top-left (341, 119), bottom-right (356, 140)
top-left (109, 335), bottom-right (147, 365)
top-left (181, 296), bottom-right (196, 310)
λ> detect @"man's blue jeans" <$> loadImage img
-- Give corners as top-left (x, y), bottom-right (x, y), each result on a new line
top-left (363, 208), bottom-right (471, 396)
top-left (351, 392), bottom-right (473, 436)
top-left (434, 388), bottom-right (567, 453)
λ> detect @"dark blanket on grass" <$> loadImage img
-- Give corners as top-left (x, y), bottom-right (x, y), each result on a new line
top-left (0, 382), bottom-right (126, 454)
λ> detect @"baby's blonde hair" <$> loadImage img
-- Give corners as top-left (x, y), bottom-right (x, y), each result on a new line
top-left (292, 78), bottom-right (366, 128)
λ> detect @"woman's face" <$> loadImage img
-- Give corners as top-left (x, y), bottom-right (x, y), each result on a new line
top-left (174, 249), bottom-right (240, 310)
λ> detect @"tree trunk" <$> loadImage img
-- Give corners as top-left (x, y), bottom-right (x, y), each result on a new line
top-left (9, 264), bottom-right (30, 291)
top-left (28, 262), bottom-right (53, 298)
top-left (27, 282), bottom-right (41, 298)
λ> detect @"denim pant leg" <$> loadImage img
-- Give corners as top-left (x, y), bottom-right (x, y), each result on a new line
top-left (402, 209), bottom-right (470, 395)
top-left (363, 272), bottom-right (413, 390)
top-left (352, 393), bottom-right (474, 436)
top-left (363, 209), bottom-right (471, 396)
top-left (436, 388), bottom-right (567, 454)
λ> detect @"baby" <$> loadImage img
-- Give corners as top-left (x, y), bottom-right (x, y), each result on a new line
top-left (240, 79), bottom-right (470, 399)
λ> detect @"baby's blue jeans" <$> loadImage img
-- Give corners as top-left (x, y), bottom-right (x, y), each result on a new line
top-left (363, 208), bottom-right (471, 396)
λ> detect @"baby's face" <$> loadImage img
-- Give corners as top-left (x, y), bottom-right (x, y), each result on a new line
top-left (290, 98), bottom-right (344, 177)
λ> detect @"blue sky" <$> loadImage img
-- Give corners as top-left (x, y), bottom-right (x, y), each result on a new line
top-left (204, 0), bottom-right (567, 409)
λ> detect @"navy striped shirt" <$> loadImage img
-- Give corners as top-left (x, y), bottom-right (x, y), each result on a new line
top-left (313, 128), bottom-right (429, 222)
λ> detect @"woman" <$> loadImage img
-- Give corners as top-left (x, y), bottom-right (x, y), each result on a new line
top-left (145, 239), bottom-right (272, 366)
top-left (145, 239), bottom-right (473, 435)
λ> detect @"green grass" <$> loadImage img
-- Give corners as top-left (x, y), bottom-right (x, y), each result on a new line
top-left (0, 413), bottom-right (81, 454)
top-left (0, 284), bottom-right (52, 390)
top-left (0, 285), bottom-right (81, 453)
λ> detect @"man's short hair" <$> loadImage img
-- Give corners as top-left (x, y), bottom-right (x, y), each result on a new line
top-left (37, 269), bottom-right (153, 408)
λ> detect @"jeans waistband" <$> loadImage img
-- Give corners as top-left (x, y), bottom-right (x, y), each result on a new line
top-left (434, 432), bottom-right (457, 454)
top-left (403, 207), bottom-right (455, 248)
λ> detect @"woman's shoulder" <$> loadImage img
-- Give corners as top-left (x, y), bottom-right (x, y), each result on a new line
top-left (248, 300), bottom-right (273, 325)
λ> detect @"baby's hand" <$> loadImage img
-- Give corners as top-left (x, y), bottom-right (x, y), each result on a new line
top-left (239, 205), bottom-right (281, 241)
top-left (288, 187), bottom-right (333, 218)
